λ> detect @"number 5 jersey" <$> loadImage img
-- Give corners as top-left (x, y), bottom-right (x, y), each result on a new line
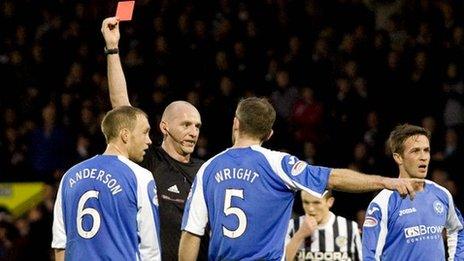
top-left (181, 145), bottom-right (332, 260)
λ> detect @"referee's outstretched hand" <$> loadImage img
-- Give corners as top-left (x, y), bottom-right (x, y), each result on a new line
top-left (384, 178), bottom-right (425, 200)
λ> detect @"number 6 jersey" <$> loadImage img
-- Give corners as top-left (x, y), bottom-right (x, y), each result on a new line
top-left (181, 145), bottom-right (332, 260)
top-left (52, 155), bottom-right (161, 260)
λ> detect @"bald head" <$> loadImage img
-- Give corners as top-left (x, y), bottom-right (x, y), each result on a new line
top-left (160, 101), bottom-right (202, 162)
top-left (162, 101), bottom-right (200, 123)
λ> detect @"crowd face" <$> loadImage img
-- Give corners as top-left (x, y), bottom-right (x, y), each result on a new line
top-left (301, 192), bottom-right (333, 225)
top-left (397, 135), bottom-right (430, 179)
top-left (128, 115), bottom-right (152, 162)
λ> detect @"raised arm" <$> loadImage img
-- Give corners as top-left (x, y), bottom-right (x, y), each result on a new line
top-left (101, 17), bottom-right (131, 108)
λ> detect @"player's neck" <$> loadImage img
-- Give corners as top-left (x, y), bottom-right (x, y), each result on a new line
top-left (162, 142), bottom-right (190, 163)
top-left (233, 136), bottom-right (261, 148)
top-left (318, 212), bottom-right (332, 227)
top-left (104, 143), bottom-right (128, 159)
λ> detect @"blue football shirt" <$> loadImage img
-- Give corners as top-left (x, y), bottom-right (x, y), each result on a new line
top-left (52, 155), bottom-right (161, 260)
top-left (182, 145), bottom-right (331, 260)
top-left (362, 180), bottom-right (464, 261)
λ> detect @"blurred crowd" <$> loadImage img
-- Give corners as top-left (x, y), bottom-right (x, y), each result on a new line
top-left (1, 0), bottom-right (464, 259)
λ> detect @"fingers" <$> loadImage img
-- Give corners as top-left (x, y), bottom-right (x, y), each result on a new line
top-left (405, 181), bottom-right (416, 200)
top-left (101, 17), bottom-right (119, 32)
top-left (396, 182), bottom-right (407, 199)
top-left (412, 179), bottom-right (425, 191)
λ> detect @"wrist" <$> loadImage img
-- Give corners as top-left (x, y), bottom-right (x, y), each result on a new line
top-left (294, 230), bottom-right (312, 240)
top-left (104, 46), bottom-right (119, 55)
top-left (380, 177), bottom-right (392, 189)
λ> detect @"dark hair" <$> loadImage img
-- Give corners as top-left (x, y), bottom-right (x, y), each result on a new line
top-left (235, 97), bottom-right (276, 141)
top-left (101, 106), bottom-right (147, 143)
top-left (388, 124), bottom-right (431, 155)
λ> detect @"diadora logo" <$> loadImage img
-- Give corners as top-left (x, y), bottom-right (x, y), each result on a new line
top-left (399, 207), bottom-right (417, 217)
top-left (433, 200), bottom-right (444, 215)
top-left (404, 225), bottom-right (444, 243)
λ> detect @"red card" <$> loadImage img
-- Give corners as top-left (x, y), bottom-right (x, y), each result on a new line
top-left (116, 1), bottom-right (135, 21)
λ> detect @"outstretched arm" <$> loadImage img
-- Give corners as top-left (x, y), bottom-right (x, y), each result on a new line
top-left (101, 17), bottom-right (131, 108)
top-left (328, 168), bottom-right (422, 199)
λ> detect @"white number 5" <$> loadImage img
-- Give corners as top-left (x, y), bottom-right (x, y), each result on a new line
top-left (77, 190), bottom-right (101, 239)
top-left (223, 189), bottom-right (247, 238)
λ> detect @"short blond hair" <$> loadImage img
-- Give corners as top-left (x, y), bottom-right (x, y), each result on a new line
top-left (101, 106), bottom-right (147, 143)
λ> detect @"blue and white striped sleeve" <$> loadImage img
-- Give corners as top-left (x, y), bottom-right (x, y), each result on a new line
top-left (181, 163), bottom-right (208, 236)
top-left (251, 146), bottom-right (331, 197)
top-left (52, 177), bottom-right (66, 249)
top-left (134, 167), bottom-right (161, 261)
top-left (119, 156), bottom-right (162, 260)
top-left (362, 190), bottom-right (392, 261)
top-left (442, 189), bottom-right (464, 260)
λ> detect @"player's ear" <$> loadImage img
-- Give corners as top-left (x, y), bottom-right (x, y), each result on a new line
top-left (233, 117), bottom-right (240, 131)
top-left (160, 121), bottom-right (168, 135)
top-left (393, 152), bottom-right (403, 165)
top-left (264, 129), bottom-right (273, 141)
top-left (120, 128), bottom-right (130, 143)
top-left (327, 197), bottom-right (335, 208)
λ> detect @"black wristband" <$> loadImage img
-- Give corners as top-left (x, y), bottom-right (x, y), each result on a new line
top-left (104, 47), bottom-right (119, 55)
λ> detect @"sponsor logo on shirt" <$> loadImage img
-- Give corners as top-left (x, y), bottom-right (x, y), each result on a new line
top-left (363, 216), bottom-right (378, 227)
top-left (291, 161), bottom-right (308, 176)
top-left (404, 225), bottom-right (444, 243)
top-left (399, 207), bottom-right (417, 217)
top-left (335, 236), bottom-right (348, 248)
top-left (298, 250), bottom-right (352, 260)
top-left (167, 184), bottom-right (180, 194)
top-left (367, 206), bottom-right (379, 215)
top-left (433, 200), bottom-right (444, 215)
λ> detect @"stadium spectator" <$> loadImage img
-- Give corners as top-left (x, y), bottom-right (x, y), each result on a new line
top-left (286, 190), bottom-right (362, 261)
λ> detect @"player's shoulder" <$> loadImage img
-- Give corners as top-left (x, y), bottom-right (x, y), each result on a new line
top-left (335, 214), bottom-right (355, 224)
top-left (370, 189), bottom-right (395, 208)
top-left (250, 145), bottom-right (289, 159)
top-left (62, 155), bottom-right (100, 178)
top-left (117, 155), bottom-right (153, 180)
top-left (424, 179), bottom-right (453, 200)
top-left (200, 148), bottom-right (230, 170)
top-left (424, 179), bottom-right (450, 193)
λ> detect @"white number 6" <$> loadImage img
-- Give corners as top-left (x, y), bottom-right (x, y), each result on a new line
top-left (77, 190), bottom-right (101, 239)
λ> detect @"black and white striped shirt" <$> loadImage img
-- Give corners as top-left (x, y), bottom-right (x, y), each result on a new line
top-left (286, 212), bottom-right (362, 261)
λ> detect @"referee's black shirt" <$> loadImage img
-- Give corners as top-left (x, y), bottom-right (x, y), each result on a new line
top-left (142, 146), bottom-right (208, 260)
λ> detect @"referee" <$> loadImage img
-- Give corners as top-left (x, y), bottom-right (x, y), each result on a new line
top-left (101, 17), bottom-right (208, 260)
top-left (286, 190), bottom-right (362, 261)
